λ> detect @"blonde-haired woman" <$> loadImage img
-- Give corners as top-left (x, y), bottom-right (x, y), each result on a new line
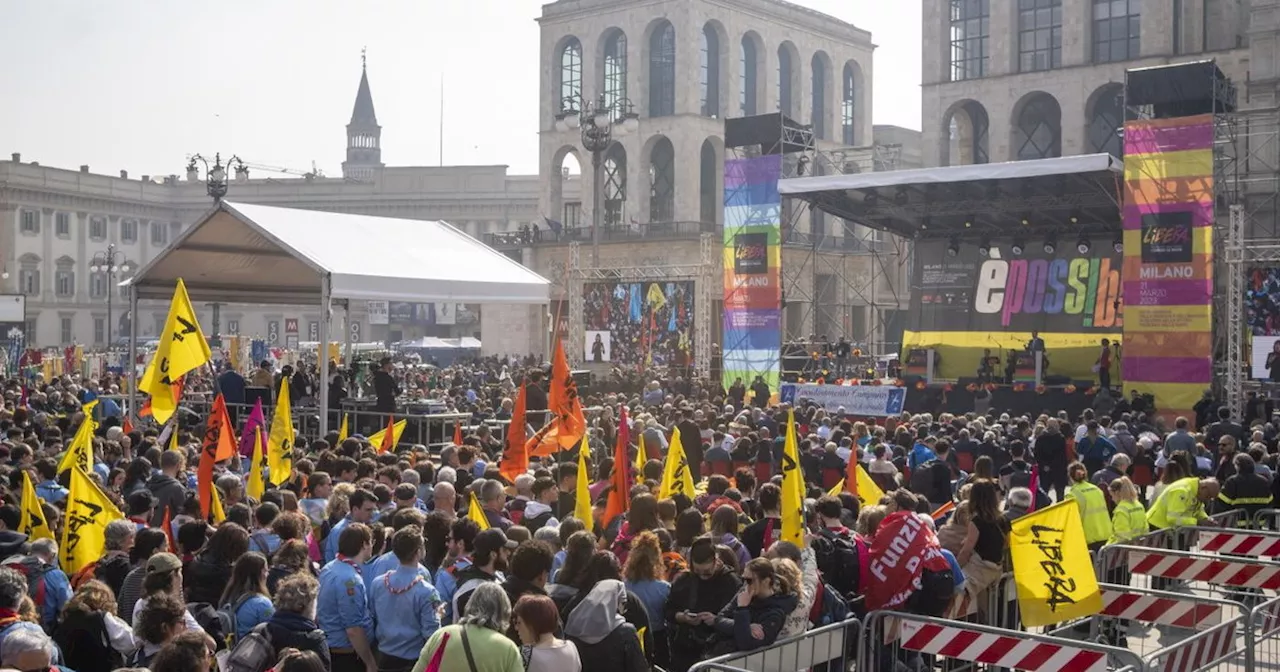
top-left (1107, 476), bottom-right (1148, 587)
top-left (707, 557), bottom-right (799, 656)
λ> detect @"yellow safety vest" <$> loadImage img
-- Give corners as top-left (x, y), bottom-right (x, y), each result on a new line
top-left (1147, 476), bottom-right (1206, 530)
top-left (1067, 480), bottom-right (1113, 545)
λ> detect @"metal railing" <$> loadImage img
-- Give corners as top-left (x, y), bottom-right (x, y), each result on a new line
top-left (689, 615), bottom-right (861, 672)
top-left (779, 231), bottom-right (896, 254)
top-left (484, 221), bottom-right (715, 247)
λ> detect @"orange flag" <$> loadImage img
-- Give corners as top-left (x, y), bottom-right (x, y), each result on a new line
top-left (198, 394), bottom-right (236, 518)
top-left (379, 416), bottom-right (396, 454)
top-left (160, 508), bottom-right (178, 553)
top-left (122, 417), bottom-right (134, 436)
top-left (529, 339), bottom-right (585, 457)
top-left (603, 406), bottom-right (631, 526)
top-left (498, 384), bottom-right (529, 482)
top-left (454, 422), bottom-right (464, 446)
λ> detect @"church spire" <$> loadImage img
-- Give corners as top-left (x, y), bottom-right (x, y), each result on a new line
top-left (343, 48), bottom-right (383, 179)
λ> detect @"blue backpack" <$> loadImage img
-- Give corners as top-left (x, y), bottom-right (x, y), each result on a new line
top-left (808, 579), bottom-right (852, 627)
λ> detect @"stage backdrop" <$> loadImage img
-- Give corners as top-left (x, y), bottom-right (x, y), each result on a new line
top-left (1245, 267), bottom-right (1280, 380)
top-left (1121, 114), bottom-right (1215, 416)
top-left (903, 240), bottom-right (1122, 380)
top-left (582, 281), bottom-right (695, 369)
top-left (722, 155), bottom-right (783, 392)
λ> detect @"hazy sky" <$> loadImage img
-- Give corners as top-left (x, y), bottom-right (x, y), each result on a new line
top-left (0, 0), bottom-right (921, 178)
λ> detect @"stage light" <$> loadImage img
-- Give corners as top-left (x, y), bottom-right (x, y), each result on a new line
top-left (946, 238), bottom-right (960, 257)
top-left (1043, 236), bottom-right (1057, 255)
top-left (977, 236), bottom-right (993, 257)
top-left (1077, 235), bottom-right (1091, 254)
top-left (894, 186), bottom-right (909, 205)
top-left (964, 220), bottom-right (972, 228)
top-left (1113, 237), bottom-right (1123, 253)
top-left (1069, 211), bottom-right (1080, 225)
top-left (1020, 217), bottom-right (1030, 226)
top-left (1010, 239), bottom-right (1025, 256)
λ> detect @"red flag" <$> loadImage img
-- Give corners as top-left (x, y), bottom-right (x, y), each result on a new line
top-left (160, 508), bottom-right (178, 553)
top-left (498, 384), bottom-right (529, 482)
top-left (529, 339), bottom-right (585, 457)
top-left (454, 422), bottom-right (464, 446)
top-left (198, 394), bottom-right (236, 518)
top-left (603, 406), bottom-right (631, 526)
top-left (379, 416), bottom-right (396, 454)
top-left (122, 417), bottom-right (134, 436)
top-left (1028, 467), bottom-right (1041, 512)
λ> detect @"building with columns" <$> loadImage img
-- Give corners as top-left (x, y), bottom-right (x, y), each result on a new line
top-left (0, 61), bottom-right (578, 352)
top-left (491, 0), bottom-right (916, 365)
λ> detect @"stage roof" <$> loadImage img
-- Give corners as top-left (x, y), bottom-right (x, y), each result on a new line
top-left (127, 201), bottom-right (551, 305)
top-left (778, 153), bottom-right (1124, 240)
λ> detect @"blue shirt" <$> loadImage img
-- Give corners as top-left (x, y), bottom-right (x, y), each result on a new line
top-left (323, 516), bottom-right (353, 564)
top-left (35, 480), bottom-right (68, 505)
top-left (38, 567), bottom-right (72, 629)
top-left (363, 551), bottom-right (401, 592)
top-left (249, 530), bottom-right (281, 557)
top-left (233, 594), bottom-right (274, 641)
top-left (369, 565), bottom-right (441, 660)
top-left (434, 556), bottom-right (471, 625)
top-left (909, 443), bottom-right (935, 470)
top-left (940, 549), bottom-right (965, 588)
top-left (625, 579), bottom-right (670, 632)
top-left (317, 558), bottom-right (374, 650)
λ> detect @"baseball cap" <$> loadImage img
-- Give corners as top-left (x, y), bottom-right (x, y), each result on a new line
top-left (473, 528), bottom-right (518, 555)
top-left (146, 552), bottom-right (182, 575)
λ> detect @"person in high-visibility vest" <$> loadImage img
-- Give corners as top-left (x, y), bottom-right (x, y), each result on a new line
top-left (1065, 462), bottom-right (1112, 550)
top-left (1147, 476), bottom-right (1219, 530)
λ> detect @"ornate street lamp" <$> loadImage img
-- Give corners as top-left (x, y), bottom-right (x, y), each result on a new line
top-left (90, 244), bottom-right (131, 348)
top-left (187, 153), bottom-right (246, 202)
top-left (554, 93), bottom-right (639, 266)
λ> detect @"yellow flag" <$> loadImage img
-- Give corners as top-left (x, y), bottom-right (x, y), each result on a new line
top-left (57, 401), bottom-right (99, 475)
top-left (634, 432), bottom-right (647, 485)
top-left (637, 626), bottom-right (647, 654)
top-left (210, 483), bottom-right (226, 524)
top-left (367, 419), bottom-right (407, 453)
top-left (138, 279), bottom-right (211, 424)
top-left (467, 492), bottom-right (490, 531)
top-left (246, 431), bottom-right (265, 501)
top-left (658, 428), bottom-right (695, 500)
top-left (19, 472), bottom-right (53, 541)
top-left (827, 479), bottom-right (846, 498)
top-left (60, 466), bottom-right (124, 574)
top-left (780, 410), bottom-right (805, 547)
top-left (267, 378), bottom-right (294, 486)
top-left (1010, 499), bottom-right (1103, 627)
top-left (168, 422), bottom-right (181, 452)
top-left (338, 415), bottom-right (350, 442)
top-left (574, 436), bottom-right (593, 525)
top-left (853, 464), bottom-right (886, 508)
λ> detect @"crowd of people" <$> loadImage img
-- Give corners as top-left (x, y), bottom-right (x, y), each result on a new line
top-left (0, 358), bottom-right (1270, 672)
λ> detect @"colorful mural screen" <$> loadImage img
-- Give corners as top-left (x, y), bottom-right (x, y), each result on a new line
top-left (1121, 114), bottom-right (1215, 416)
top-left (722, 155), bottom-right (783, 391)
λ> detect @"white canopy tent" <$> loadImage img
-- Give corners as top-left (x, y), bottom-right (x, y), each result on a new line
top-left (125, 200), bottom-right (550, 435)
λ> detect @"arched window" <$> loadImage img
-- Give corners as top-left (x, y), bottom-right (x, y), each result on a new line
top-left (740, 35), bottom-right (758, 116)
top-left (700, 25), bottom-right (720, 117)
top-left (1088, 85), bottom-right (1124, 158)
top-left (1013, 93), bottom-right (1062, 160)
top-left (649, 22), bottom-right (676, 117)
top-left (603, 144), bottom-right (627, 227)
top-left (944, 100), bottom-right (990, 165)
top-left (777, 46), bottom-right (794, 116)
top-left (603, 31), bottom-right (627, 112)
top-left (811, 53), bottom-right (828, 139)
top-left (842, 64), bottom-right (856, 145)
top-left (558, 38), bottom-right (582, 111)
top-left (700, 140), bottom-right (718, 225)
top-left (649, 137), bottom-right (675, 223)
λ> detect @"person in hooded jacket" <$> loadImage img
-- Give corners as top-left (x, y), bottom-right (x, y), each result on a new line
top-left (563, 579), bottom-right (648, 672)
top-left (708, 557), bottom-right (799, 656)
top-left (261, 573), bottom-right (330, 669)
top-left (147, 451), bottom-right (187, 527)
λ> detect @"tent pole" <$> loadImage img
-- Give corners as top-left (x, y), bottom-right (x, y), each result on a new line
top-left (127, 286), bottom-right (138, 419)
top-left (318, 275), bottom-right (331, 438)
top-left (344, 302), bottom-right (353, 368)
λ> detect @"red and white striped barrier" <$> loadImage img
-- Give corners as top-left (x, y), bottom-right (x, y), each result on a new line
top-left (1129, 550), bottom-right (1280, 589)
top-left (1255, 597), bottom-right (1280, 637)
top-left (1196, 530), bottom-right (1280, 557)
top-left (1156, 621), bottom-right (1238, 672)
top-left (1100, 589), bottom-right (1223, 630)
top-left (899, 621), bottom-right (1107, 672)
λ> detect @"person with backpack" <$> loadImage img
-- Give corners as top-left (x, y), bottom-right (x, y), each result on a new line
top-left (219, 553), bottom-right (275, 645)
top-left (51, 579), bottom-right (137, 672)
top-left (765, 540), bottom-right (824, 638)
top-left (911, 440), bottom-right (956, 510)
top-left (225, 573), bottom-right (328, 672)
top-left (2, 538), bottom-right (70, 631)
top-left (1078, 421), bottom-right (1118, 477)
top-left (810, 496), bottom-right (866, 600)
top-left (249, 503), bottom-right (283, 557)
top-left (740, 483), bottom-right (783, 559)
top-left (71, 519), bottom-right (132, 593)
top-left (451, 528), bottom-right (517, 623)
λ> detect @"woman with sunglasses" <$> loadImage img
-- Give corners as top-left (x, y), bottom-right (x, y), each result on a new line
top-left (707, 557), bottom-right (799, 657)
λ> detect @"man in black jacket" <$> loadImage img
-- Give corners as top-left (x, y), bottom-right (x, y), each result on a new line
top-left (664, 538), bottom-right (742, 672)
top-left (372, 358), bottom-right (400, 415)
top-left (911, 440), bottom-right (955, 510)
top-left (147, 451), bottom-right (186, 527)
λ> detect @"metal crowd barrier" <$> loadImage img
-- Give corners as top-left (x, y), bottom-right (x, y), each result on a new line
top-left (1093, 510), bottom-right (1245, 582)
top-left (688, 615), bottom-right (862, 672)
top-left (1253, 508), bottom-right (1280, 531)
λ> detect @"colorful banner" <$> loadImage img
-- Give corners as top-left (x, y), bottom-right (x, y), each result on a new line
top-left (1246, 268), bottom-right (1280, 380)
top-left (1122, 114), bottom-right (1215, 416)
top-left (903, 239), bottom-right (1122, 380)
top-left (582, 281), bottom-right (694, 368)
top-left (779, 382), bottom-right (907, 416)
top-left (723, 155), bottom-right (783, 391)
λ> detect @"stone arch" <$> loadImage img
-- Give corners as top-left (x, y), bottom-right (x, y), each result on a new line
top-left (597, 28), bottom-right (628, 112)
top-left (699, 137), bottom-right (724, 227)
top-left (603, 142), bottom-right (627, 227)
top-left (643, 134), bottom-right (676, 223)
top-left (777, 41), bottom-right (801, 118)
top-left (644, 19), bottom-right (676, 117)
top-left (841, 59), bottom-right (866, 146)
top-left (941, 98), bottom-right (990, 166)
top-left (740, 31), bottom-right (766, 117)
top-left (549, 144), bottom-right (582, 231)
top-left (1085, 83), bottom-right (1124, 158)
top-left (1010, 91), bottom-right (1062, 161)
top-left (700, 19), bottom-right (730, 118)
top-left (810, 50), bottom-right (834, 140)
top-left (553, 35), bottom-right (583, 114)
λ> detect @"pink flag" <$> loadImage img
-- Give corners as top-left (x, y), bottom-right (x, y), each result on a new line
top-left (1028, 466), bottom-right (1040, 512)
top-left (239, 398), bottom-right (267, 458)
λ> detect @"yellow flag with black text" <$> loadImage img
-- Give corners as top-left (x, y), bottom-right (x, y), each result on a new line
top-left (851, 463), bottom-right (885, 508)
top-left (210, 483), bottom-right (226, 524)
top-left (634, 433), bottom-right (647, 485)
top-left (267, 378), bottom-right (295, 485)
top-left (57, 401), bottom-right (99, 475)
top-left (138, 279), bottom-right (211, 424)
top-left (60, 466), bottom-right (124, 574)
top-left (19, 472), bottom-right (53, 541)
top-left (780, 410), bottom-right (805, 547)
top-left (574, 435), bottom-right (592, 525)
top-left (1010, 499), bottom-right (1103, 627)
top-left (467, 492), bottom-right (490, 531)
top-left (658, 428), bottom-right (695, 500)
top-left (246, 431), bottom-right (265, 501)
